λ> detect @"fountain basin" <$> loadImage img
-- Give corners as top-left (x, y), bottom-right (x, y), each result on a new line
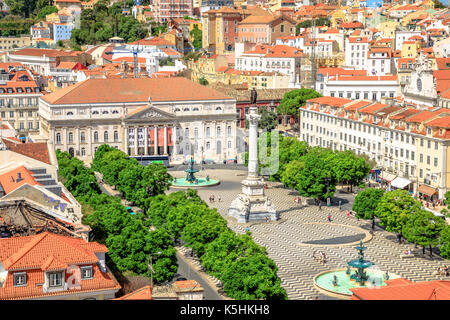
top-left (171, 177), bottom-right (220, 188)
top-left (314, 269), bottom-right (401, 299)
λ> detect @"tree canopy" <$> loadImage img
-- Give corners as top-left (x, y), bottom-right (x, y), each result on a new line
top-left (375, 189), bottom-right (422, 235)
top-left (352, 188), bottom-right (385, 221)
top-left (277, 88), bottom-right (322, 116)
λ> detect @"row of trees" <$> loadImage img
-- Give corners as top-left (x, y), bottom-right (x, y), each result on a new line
top-left (146, 191), bottom-right (288, 300)
top-left (353, 188), bottom-right (450, 259)
top-left (91, 145), bottom-right (172, 212)
top-left (250, 132), bottom-right (372, 203)
top-left (92, 144), bottom-right (287, 299)
top-left (56, 149), bottom-right (177, 282)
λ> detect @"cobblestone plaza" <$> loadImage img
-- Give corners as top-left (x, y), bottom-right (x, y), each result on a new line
top-left (170, 169), bottom-right (449, 300)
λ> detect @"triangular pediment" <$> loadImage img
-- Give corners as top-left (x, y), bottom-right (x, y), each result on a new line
top-left (124, 105), bottom-right (176, 122)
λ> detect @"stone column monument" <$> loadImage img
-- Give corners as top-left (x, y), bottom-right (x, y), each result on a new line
top-left (228, 90), bottom-right (278, 223)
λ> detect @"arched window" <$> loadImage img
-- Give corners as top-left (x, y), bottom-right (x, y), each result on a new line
top-left (104, 131), bottom-right (108, 142)
top-left (68, 132), bottom-right (73, 143)
top-left (174, 108), bottom-right (180, 112)
top-left (193, 107), bottom-right (199, 111)
top-left (56, 132), bottom-right (61, 144)
top-left (81, 148), bottom-right (86, 156)
top-left (94, 131), bottom-right (98, 142)
top-left (216, 106), bottom-right (222, 111)
top-left (92, 111), bottom-right (99, 115)
top-left (67, 111), bottom-right (73, 115)
top-left (206, 127), bottom-right (210, 137)
top-left (102, 110), bottom-right (109, 114)
top-left (216, 140), bottom-right (222, 154)
top-left (114, 131), bottom-right (118, 142)
top-left (217, 126), bottom-right (221, 137)
top-left (80, 132), bottom-right (85, 143)
top-left (185, 128), bottom-right (189, 138)
top-left (183, 108), bottom-right (190, 112)
top-left (228, 140), bottom-right (232, 149)
top-left (227, 126), bottom-right (232, 137)
top-left (112, 110), bottom-right (119, 114)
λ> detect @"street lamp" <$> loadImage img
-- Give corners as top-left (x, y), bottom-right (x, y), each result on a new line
top-left (149, 251), bottom-right (162, 291)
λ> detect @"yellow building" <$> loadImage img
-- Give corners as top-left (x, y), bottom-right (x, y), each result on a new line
top-left (401, 40), bottom-right (419, 58)
top-left (0, 35), bottom-right (32, 51)
top-left (188, 54), bottom-right (229, 83)
top-left (188, 19), bottom-right (202, 42)
top-left (330, 8), bottom-right (348, 27)
top-left (377, 21), bottom-right (399, 39)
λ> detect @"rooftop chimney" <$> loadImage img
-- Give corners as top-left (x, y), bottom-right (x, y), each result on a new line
top-left (17, 172), bottom-right (22, 182)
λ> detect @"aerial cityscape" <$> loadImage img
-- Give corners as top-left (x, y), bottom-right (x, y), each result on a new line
top-left (0, 0), bottom-right (449, 304)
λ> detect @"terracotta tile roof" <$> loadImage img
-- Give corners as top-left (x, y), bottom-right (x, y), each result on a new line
top-left (339, 21), bottom-right (364, 29)
top-left (388, 108), bottom-right (421, 120)
top-left (329, 75), bottom-right (397, 81)
top-left (357, 102), bottom-right (388, 114)
top-left (173, 280), bottom-right (203, 292)
top-left (115, 285), bottom-right (152, 300)
top-left (41, 78), bottom-right (233, 105)
top-left (351, 280), bottom-right (450, 300)
top-left (344, 100), bottom-right (373, 112)
top-left (404, 110), bottom-right (434, 123)
top-left (0, 81), bottom-right (40, 95)
top-left (0, 233), bottom-right (120, 300)
top-left (160, 48), bottom-right (182, 57)
top-left (239, 15), bottom-right (277, 24)
top-left (11, 48), bottom-right (79, 58)
top-left (0, 165), bottom-right (40, 195)
top-left (425, 115), bottom-right (450, 128)
top-left (2, 140), bottom-right (50, 165)
top-left (307, 96), bottom-right (352, 107)
top-left (347, 37), bottom-right (369, 43)
top-left (128, 37), bottom-right (172, 47)
top-left (436, 58), bottom-right (450, 70)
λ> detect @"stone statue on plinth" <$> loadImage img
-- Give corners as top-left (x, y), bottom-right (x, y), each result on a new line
top-left (228, 90), bottom-right (278, 223)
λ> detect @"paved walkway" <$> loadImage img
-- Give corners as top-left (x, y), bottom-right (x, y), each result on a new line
top-left (169, 169), bottom-right (450, 300)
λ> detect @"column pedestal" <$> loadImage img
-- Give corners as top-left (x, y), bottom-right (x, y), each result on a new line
top-left (228, 105), bottom-right (278, 223)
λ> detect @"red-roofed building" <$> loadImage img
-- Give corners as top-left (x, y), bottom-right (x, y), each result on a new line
top-left (236, 44), bottom-right (303, 87)
top-left (0, 232), bottom-right (121, 300)
top-left (351, 279), bottom-right (450, 300)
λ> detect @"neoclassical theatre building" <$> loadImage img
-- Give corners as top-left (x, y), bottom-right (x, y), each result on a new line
top-left (38, 77), bottom-right (244, 164)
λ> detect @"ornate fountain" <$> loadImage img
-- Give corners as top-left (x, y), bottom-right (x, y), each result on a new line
top-left (347, 241), bottom-right (374, 285)
top-left (185, 157), bottom-right (199, 184)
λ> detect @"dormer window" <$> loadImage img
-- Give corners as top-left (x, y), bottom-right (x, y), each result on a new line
top-left (13, 272), bottom-right (27, 287)
top-left (7, 88), bottom-right (12, 93)
top-left (26, 88), bottom-right (31, 93)
top-left (34, 87), bottom-right (40, 93)
top-left (112, 110), bottom-right (119, 114)
top-left (48, 271), bottom-right (63, 288)
top-left (92, 111), bottom-right (99, 115)
top-left (427, 128), bottom-right (431, 135)
top-left (0, 88), bottom-right (4, 93)
top-left (80, 266), bottom-right (93, 280)
top-left (102, 110), bottom-right (109, 114)
top-left (17, 88), bottom-right (23, 93)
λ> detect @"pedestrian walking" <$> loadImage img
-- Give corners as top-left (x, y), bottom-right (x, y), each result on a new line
top-left (327, 214), bottom-right (331, 222)
top-left (211, 195), bottom-right (215, 203)
top-left (218, 195), bottom-right (221, 202)
top-left (347, 210), bottom-right (350, 218)
top-left (245, 226), bottom-right (250, 233)
top-left (319, 202), bottom-right (322, 211)
top-left (265, 216), bottom-right (269, 223)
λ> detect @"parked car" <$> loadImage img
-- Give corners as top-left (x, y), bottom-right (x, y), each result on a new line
top-left (224, 158), bottom-right (237, 164)
top-left (126, 207), bottom-right (135, 215)
top-left (202, 159), bottom-right (215, 164)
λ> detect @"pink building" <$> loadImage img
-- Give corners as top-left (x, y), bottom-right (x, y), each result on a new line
top-left (153, 0), bottom-right (194, 23)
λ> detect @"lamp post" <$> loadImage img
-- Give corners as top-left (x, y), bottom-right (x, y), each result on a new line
top-left (149, 251), bottom-right (162, 291)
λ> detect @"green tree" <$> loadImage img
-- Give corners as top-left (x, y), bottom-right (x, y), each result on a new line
top-left (296, 18), bottom-right (330, 35)
top-left (439, 225), bottom-right (450, 259)
top-left (333, 150), bottom-right (372, 192)
top-left (221, 253), bottom-right (288, 300)
top-left (402, 209), bottom-right (446, 257)
top-left (352, 188), bottom-right (385, 222)
top-left (201, 230), bottom-right (267, 278)
top-left (36, 5), bottom-right (57, 20)
top-left (375, 189), bottom-right (422, 239)
top-left (190, 24), bottom-right (202, 49)
top-left (293, 147), bottom-right (337, 203)
top-left (199, 77), bottom-right (208, 85)
top-left (277, 88), bottom-right (321, 124)
top-left (280, 159), bottom-right (304, 191)
top-left (444, 190), bottom-right (450, 206)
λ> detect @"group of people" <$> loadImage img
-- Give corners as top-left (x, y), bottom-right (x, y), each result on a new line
top-left (209, 195), bottom-right (221, 203)
top-left (293, 196), bottom-right (302, 204)
top-left (313, 250), bottom-right (327, 264)
top-left (437, 266), bottom-right (449, 276)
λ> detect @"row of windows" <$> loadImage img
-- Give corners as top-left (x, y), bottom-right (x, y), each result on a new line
top-left (13, 266), bottom-right (93, 288)
top-left (1, 111), bottom-right (33, 118)
top-left (182, 125), bottom-right (232, 138)
top-left (329, 91), bottom-right (395, 100)
top-left (0, 97), bottom-right (39, 107)
top-left (56, 131), bottom-right (119, 144)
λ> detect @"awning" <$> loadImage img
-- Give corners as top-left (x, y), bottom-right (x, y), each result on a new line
top-left (418, 184), bottom-right (438, 197)
top-left (380, 172), bottom-right (397, 182)
top-left (390, 177), bottom-right (412, 189)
